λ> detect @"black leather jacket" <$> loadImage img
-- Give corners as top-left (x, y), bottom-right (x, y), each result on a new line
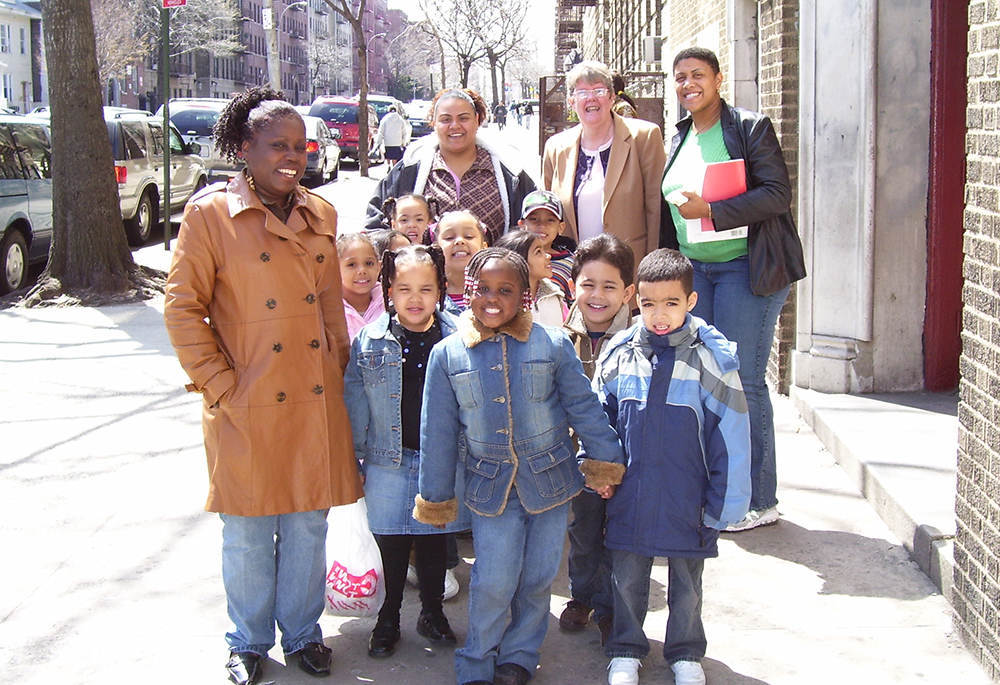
top-left (661, 99), bottom-right (805, 296)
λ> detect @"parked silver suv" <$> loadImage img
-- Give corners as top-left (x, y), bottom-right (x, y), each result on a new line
top-left (105, 108), bottom-right (208, 246)
top-left (157, 98), bottom-right (243, 184)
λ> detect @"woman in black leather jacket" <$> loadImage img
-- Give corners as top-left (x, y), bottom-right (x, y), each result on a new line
top-left (661, 46), bottom-right (805, 533)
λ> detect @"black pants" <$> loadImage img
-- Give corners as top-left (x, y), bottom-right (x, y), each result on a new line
top-left (374, 533), bottom-right (447, 626)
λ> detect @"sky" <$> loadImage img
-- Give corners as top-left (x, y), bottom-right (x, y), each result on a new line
top-left (386, 0), bottom-right (554, 73)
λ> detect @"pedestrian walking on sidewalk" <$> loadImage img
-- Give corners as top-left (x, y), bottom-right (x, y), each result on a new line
top-left (164, 86), bottom-right (364, 685)
top-left (661, 47), bottom-right (806, 532)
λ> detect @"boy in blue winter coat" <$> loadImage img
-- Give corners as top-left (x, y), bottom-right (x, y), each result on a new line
top-left (592, 249), bottom-right (751, 685)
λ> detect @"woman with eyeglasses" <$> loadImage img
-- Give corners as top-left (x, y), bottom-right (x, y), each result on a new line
top-left (541, 59), bottom-right (666, 642)
top-left (542, 60), bottom-right (667, 270)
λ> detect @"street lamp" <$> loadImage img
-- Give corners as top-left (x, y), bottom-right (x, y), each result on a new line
top-left (263, 0), bottom-right (307, 96)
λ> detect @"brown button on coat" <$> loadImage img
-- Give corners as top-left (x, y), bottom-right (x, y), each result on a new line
top-left (164, 175), bottom-right (363, 517)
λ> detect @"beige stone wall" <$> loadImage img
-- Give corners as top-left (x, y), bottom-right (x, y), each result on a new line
top-left (955, 2), bottom-right (1000, 680)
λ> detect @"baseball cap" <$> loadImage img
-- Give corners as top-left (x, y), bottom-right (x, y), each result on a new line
top-left (520, 189), bottom-right (563, 221)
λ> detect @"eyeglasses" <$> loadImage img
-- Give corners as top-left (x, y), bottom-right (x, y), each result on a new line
top-left (572, 87), bottom-right (610, 99)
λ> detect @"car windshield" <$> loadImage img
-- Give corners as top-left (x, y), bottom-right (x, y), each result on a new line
top-left (310, 103), bottom-right (357, 124)
top-left (371, 102), bottom-right (392, 119)
top-left (171, 109), bottom-right (220, 137)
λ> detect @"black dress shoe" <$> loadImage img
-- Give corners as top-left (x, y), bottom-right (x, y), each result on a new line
top-left (293, 642), bottom-right (332, 677)
top-left (416, 610), bottom-right (457, 645)
top-left (368, 620), bottom-right (401, 658)
top-left (226, 651), bottom-right (262, 685)
top-left (494, 662), bottom-right (532, 685)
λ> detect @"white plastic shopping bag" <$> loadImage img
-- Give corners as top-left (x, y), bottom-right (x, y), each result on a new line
top-left (324, 497), bottom-right (385, 618)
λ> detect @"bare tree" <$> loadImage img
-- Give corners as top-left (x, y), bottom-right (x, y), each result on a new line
top-left (92, 0), bottom-right (150, 87)
top-left (477, 0), bottom-right (528, 106)
top-left (309, 37), bottom-right (351, 98)
top-left (385, 21), bottom-right (436, 100)
top-left (28, 0), bottom-right (162, 306)
top-left (138, 0), bottom-right (243, 58)
top-left (321, 0), bottom-right (373, 176)
top-left (420, 0), bottom-right (487, 88)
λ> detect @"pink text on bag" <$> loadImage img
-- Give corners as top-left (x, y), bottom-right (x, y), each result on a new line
top-left (327, 561), bottom-right (379, 598)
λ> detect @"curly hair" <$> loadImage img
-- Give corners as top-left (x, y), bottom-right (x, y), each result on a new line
top-left (430, 88), bottom-right (489, 125)
top-left (369, 229), bottom-right (411, 259)
top-left (380, 244), bottom-right (447, 312)
top-left (213, 87), bottom-right (300, 164)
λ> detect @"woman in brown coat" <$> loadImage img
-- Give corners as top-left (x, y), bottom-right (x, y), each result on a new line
top-left (164, 87), bottom-right (363, 685)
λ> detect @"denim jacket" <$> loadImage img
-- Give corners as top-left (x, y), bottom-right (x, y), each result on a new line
top-left (414, 309), bottom-right (625, 521)
top-left (344, 309), bottom-right (459, 467)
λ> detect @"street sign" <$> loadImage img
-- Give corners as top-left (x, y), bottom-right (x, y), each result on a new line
top-left (162, 0), bottom-right (186, 7)
top-left (262, 7), bottom-right (273, 30)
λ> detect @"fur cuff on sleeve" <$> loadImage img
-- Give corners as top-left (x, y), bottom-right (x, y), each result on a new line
top-left (413, 495), bottom-right (458, 526)
top-left (580, 459), bottom-right (626, 490)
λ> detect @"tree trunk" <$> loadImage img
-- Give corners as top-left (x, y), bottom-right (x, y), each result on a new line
top-left (357, 36), bottom-right (370, 177)
top-left (28, 0), bottom-right (161, 307)
top-left (460, 58), bottom-right (471, 88)
top-left (487, 50), bottom-right (499, 108)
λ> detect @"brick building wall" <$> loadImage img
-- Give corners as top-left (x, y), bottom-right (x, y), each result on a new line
top-left (955, 1), bottom-right (1000, 680)
top-left (758, 0), bottom-right (799, 394)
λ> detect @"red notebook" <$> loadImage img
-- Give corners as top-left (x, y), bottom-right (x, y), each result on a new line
top-left (688, 159), bottom-right (749, 243)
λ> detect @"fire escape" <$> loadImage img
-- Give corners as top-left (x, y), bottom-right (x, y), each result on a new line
top-left (555, 0), bottom-right (595, 73)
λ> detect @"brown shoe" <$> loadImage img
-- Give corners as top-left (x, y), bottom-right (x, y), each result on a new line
top-left (558, 599), bottom-right (592, 631)
top-left (598, 615), bottom-right (613, 646)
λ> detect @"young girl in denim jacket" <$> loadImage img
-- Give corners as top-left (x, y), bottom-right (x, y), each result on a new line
top-left (414, 247), bottom-right (626, 685)
top-left (344, 244), bottom-right (468, 659)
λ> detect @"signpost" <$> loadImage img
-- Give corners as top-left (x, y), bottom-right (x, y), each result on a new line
top-left (160, 0), bottom-right (178, 248)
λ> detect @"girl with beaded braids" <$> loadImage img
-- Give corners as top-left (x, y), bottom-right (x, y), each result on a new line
top-left (164, 86), bottom-right (362, 685)
top-left (414, 246), bottom-right (626, 685)
top-left (343, 244), bottom-right (465, 660)
top-left (364, 87), bottom-right (537, 238)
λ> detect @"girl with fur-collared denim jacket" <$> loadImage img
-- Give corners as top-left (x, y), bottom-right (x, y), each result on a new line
top-left (413, 308), bottom-right (625, 522)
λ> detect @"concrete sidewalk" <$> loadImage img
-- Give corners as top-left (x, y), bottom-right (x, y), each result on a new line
top-left (0, 169), bottom-right (988, 684)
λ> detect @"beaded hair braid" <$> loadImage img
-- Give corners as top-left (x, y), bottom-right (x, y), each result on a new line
top-left (463, 247), bottom-right (533, 310)
top-left (380, 244), bottom-right (448, 312)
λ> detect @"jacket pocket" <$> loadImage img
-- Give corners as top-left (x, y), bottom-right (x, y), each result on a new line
top-left (525, 443), bottom-right (575, 499)
top-left (357, 352), bottom-right (389, 386)
top-left (521, 361), bottom-right (554, 401)
top-left (451, 370), bottom-right (484, 409)
top-left (464, 457), bottom-right (501, 504)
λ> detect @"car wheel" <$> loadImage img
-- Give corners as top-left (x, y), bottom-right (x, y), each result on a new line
top-left (0, 229), bottom-right (28, 295)
top-left (125, 191), bottom-right (156, 247)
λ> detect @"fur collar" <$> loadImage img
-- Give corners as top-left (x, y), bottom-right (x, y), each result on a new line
top-left (457, 308), bottom-right (533, 347)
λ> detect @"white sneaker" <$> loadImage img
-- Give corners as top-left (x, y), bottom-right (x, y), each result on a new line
top-left (443, 568), bottom-right (460, 601)
top-left (607, 657), bottom-right (641, 685)
top-left (725, 506), bottom-right (779, 532)
top-left (408, 565), bottom-right (460, 600)
top-left (671, 660), bottom-right (705, 685)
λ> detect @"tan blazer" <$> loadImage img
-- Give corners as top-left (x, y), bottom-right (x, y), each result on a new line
top-left (543, 113), bottom-right (666, 263)
top-left (164, 175), bottom-right (364, 517)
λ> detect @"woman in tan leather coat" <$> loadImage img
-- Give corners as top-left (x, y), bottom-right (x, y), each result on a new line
top-left (164, 87), bottom-right (362, 685)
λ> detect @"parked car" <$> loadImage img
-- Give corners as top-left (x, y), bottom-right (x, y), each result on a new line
top-left (308, 96), bottom-right (381, 163)
top-left (156, 98), bottom-right (243, 183)
top-left (105, 108), bottom-right (208, 246)
top-left (301, 115), bottom-right (341, 186)
top-left (405, 100), bottom-right (433, 139)
top-left (366, 94), bottom-right (406, 123)
top-left (0, 115), bottom-right (52, 294)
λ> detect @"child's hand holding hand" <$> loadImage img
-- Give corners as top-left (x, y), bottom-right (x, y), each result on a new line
top-left (595, 484), bottom-right (616, 499)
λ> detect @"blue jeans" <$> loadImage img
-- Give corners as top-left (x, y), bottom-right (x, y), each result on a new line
top-left (567, 490), bottom-right (612, 620)
top-left (605, 550), bottom-right (706, 664)
top-left (691, 256), bottom-right (789, 511)
top-left (455, 489), bottom-right (570, 684)
top-left (220, 510), bottom-right (328, 656)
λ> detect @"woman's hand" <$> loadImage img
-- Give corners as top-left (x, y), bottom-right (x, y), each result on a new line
top-left (678, 191), bottom-right (712, 220)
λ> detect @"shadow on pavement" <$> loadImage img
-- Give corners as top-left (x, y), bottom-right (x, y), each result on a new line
top-left (722, 519), bottom-right (935, 601)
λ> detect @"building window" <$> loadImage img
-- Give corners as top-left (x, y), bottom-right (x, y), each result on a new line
top-left (19, 27), bottom-right (24, 55)
top-left (4, 73), bottom-right (15, 99)
top-left (0, 25), bottom-right (9, 53)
